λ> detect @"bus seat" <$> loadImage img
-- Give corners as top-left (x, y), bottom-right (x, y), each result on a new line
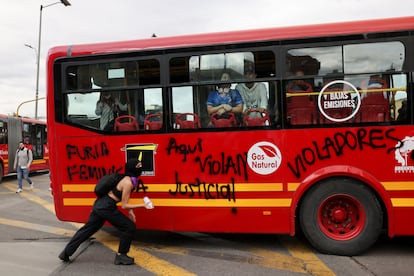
top-left (209, 112), bottom-right (237, 128)
top-left (144, 113), bottom-right (163, 130)
top-left (243, 110), bottom-right (271, 126)
top-left (114, 115), bottom-right (139, 132)
top-left (175, 113), bottom-right (201, 129)
top-left (358, 78), bottom-right (390, 122)
top-left (286, 80), bottom-right (316, 125)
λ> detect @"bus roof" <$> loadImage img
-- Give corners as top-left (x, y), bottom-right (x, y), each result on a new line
top-left (49, 16), bottom-right (414, 57)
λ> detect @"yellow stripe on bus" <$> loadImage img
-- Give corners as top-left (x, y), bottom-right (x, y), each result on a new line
top-left (62, 181), bottom-right (414, 194)
top-left (287, 183), bottom-right (300, 191)
top-left (31, 159), bottom-right (47, 165)
top-left (391, 198), bottom-right (414, 207)
top-left (62, 183), bottom-right (284, 193)
top-left (382, 182), bottom-right (414, 190)
top-left (63, 198), bottom-right (292, 208)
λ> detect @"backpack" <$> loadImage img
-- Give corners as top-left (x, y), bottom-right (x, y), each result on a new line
top-left (94, 173), bottom-right (124, 197)
top-left (17, 148), bottom-right (31, 158)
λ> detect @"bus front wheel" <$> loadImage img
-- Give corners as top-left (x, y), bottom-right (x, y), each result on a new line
top-left (299, 178), bottom-right (383, 256)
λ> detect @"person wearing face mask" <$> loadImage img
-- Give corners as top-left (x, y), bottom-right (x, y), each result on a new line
top-left (235, 65), bottom-right (268, 118)
top-left (95, 91), bottom-right (127, 130)
top-left (206, 72), bottom-right (243, 118)
top-left (59, 158), bottom-right (153, 265)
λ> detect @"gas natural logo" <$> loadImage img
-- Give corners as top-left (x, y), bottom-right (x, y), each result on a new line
top-left (247, 142), bottom-right (282, 175)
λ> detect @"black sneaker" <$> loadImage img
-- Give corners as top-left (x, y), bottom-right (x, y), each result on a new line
top-left (58, 250), bottom-right (70, 262)
top-left (114, 253), bottom-right (134, 265)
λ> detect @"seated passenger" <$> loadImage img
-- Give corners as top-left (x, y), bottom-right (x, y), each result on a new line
top-left (235, 65), bottom-right (268, 118)
top-left (95, 91), bottom-right (127, 130)
top-left (206, 73), bottom-right (243, 119)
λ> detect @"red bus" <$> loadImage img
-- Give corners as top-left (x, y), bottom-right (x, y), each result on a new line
top-left (0, 114), bottom-right (49, 182)
top-left (47, 16), bottom-right (414, 256)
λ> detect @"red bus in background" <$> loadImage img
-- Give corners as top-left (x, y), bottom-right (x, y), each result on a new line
top-left (0, 114), bottom-right (49, 182)
top-left (47, 16), bottom-right (414, 256)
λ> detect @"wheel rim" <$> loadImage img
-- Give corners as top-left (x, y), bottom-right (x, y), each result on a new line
top-left (318, 194), bottom-right (366, 240)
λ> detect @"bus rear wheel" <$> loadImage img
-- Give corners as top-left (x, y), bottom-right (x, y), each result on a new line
top-left (299, 178), bottom-right (383, 256)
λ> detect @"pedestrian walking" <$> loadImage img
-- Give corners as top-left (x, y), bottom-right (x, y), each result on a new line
top-left (13, 141), bottom-right (34, 193)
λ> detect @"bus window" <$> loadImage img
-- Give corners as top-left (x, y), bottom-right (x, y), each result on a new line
top-left (286, 46), bottom-right (341, 76)
top-left (344, 41), bottom-right (405, 73)
top-left (139, 59), bottom-right (161, 85)
top-left (392, 74), bottom-right (409, 122)
top-left (143, 88), bottom-right (163, 131)
top-left (0, 121), bottom-right (7, 144)
top-left (66, 92), bottom-right (101, 130)
top-left (64, 59), bottom-right (160, 132)
top-left (175, 51), bottom-right (275, 83)
top-left (170, 57), bottom-right (190, 83)
top-left (286, 41), bottom-right (408, 126)
top-left (354, 73), bottom-right (408, 123)
top-left (189, 52), bottom-right (249, 82)
top-left (172, 86), bottom-right (201, 129)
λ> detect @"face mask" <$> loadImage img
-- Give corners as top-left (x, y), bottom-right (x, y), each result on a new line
top-left (131, 177), bottom-right (138, 189)
top-left (218, 87), bottom-right (230, 93)
top-left (125, 159), bottom-right (143, 176)
top-left (104, 94), bottom-right (111, 99)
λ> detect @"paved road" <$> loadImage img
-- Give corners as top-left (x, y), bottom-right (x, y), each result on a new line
top-left (1, 173), bottom-right (414, 275)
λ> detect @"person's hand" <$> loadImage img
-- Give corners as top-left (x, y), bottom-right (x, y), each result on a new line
top-left (258, 108), bottom-right (266, 113)
top-left (223, 104), bottom-right (232, 112)
top-left (128, 210), bottom-right (136, 223)
top-left (217, 108), bottom-right (226, 115)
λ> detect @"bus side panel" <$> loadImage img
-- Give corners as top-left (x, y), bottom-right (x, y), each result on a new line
top-left (393, 209), bottom-right (414, 236)
top-left (167, 207), bottom-right (290, 233)
top-left (285, 126), bottom-right (414, 236)
top-left (50, 125), bottom-right (291, 233)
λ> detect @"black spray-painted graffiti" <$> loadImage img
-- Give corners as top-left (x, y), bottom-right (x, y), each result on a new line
top-left (165, 137), bottom-right (202, 162)
top-left (170, 172), bottom-right (236, 202)
top-left (66, 142), bottom-right (123, 181)
top-left (166, 137), bottom-right (248, 202)
top-left (195, 153), bottom-right (248, 180)
top-left (288, 128), bottom-right (400, 179)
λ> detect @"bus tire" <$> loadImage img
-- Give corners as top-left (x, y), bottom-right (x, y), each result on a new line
top-left (299, 177), bottom-right (383, 256)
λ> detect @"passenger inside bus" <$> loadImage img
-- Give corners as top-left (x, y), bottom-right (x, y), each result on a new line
top-left (236, 65), bottom-right (268, 116)
top-left (95, 91), bottom-right (127, 130)
top-left (206, 72), bottom-right (243, 127)
top-left (286, 70), bottom-right (317, 125)
top-left (358, 76), bottom-right (390, 122)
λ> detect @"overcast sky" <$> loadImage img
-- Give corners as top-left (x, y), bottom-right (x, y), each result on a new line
top-left (1, 0), bottom-right (413, 119)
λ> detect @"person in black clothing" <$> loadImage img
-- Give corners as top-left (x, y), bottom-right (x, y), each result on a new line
top-left (59, 159), bottom-right (153, 265)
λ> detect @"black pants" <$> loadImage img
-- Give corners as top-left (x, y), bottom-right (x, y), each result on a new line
top-left (63, 195), bottom-right (136, 256)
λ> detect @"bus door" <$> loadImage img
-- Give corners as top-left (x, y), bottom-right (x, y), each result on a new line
top-left (23, 122), bottom-right (47, 160)
top-left (7, 116), bottom-right (22, 173)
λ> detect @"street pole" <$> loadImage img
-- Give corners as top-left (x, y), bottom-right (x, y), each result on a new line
top-left (33, 0), bottom-right (71, 120)
top-left (34, 5), bottom-right (43, 120)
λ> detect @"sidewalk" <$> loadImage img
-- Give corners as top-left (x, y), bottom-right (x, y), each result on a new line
top-left (0, 241), bottom-right (67, 276)
top-left (0, 173), bottom-right (68, 276)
